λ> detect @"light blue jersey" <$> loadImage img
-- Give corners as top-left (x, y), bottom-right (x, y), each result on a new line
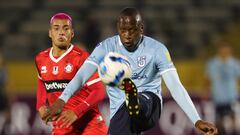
top-left (206, 57), bottom-right (240, 105)
top-left (87, 35), bottom-right (175, 118)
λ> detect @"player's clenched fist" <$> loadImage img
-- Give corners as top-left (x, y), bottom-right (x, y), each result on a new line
top-left (195, 120), bottom-right (218, 135)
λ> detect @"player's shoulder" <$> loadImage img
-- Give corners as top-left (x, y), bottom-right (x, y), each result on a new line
top-left (143, 35), bottom-right (167, 50)
top-left (103, 35), bottom-right (118, 42)
top-left (207, 57), bottom-right (219, 66)
top-left (35, 47), bottom-right (51, 60)
top-left (98, 35), bottom-right (118, 46)
top-left (230, 57), bottom-right (240, 63)
top-left (72, 45), bottom-right (89, 57)
top-left (228, 57), bottom-right (240, 67)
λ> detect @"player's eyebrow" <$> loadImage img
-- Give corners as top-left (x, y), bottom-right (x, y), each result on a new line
top-left (52, 25), bottom-right (60, 27)
top-left (63, 25), bottom-right (71, 27)
top-left (63, 24), bottom-right (72, 28)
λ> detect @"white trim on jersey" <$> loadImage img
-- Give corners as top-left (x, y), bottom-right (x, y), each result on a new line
top-left (85, 60), bottom-right (99, 68)
top-left (86, 78), bottom-right (101, 86)
top-left (83, 100), bottom-right (90, 106)
top-left (37, 74), bottom-right (42, 80)
top-left (118, 35), bottom-right (123, 47)
top-left (160, 68), bottom-right (176, 75)
top-left (49, 44), bottom-right (74, 63)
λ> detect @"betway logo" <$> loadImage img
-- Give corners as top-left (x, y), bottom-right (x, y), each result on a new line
top-left (45, 82), bottom-right (68, 90)
top-left (44, 80), bottom-right (70, 92)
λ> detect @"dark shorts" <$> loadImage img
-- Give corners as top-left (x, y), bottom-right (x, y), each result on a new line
top-left (108, 91), bottom-right (161, 135)
top-left (215, 104), bottom-right (234, 119)
top-left (0, 91), bottom-right (8, 111)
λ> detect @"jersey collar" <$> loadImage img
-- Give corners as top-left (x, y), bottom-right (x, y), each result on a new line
top-left (49, 44), bottom-right (74, 63)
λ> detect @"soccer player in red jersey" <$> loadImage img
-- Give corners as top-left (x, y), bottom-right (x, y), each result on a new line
top-left (35, 13), bottom-right (108, 135)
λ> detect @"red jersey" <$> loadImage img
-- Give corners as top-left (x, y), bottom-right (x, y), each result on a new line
top-left (35, 45), bottom-right (107, 134)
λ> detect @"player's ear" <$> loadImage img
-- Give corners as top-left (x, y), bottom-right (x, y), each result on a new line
top-left (49, 29), bottom-right (52, 38)
top-left (71, 29), bottom-right (74, 38)
top-left (140, 23), bottom-right (144, 34)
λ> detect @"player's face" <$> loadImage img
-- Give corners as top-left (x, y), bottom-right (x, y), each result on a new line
top-left (49, 19), bottom-right (74, 49)
top-left (117, 16), bottom-right (143, 49)
top-left (219, 46), bottom-right (232, 59)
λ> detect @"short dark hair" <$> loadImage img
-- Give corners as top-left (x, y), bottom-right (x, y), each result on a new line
top-left (119, 7), bottom-right (140, 17)
top-left (118, 7), bottom-right (143, 25)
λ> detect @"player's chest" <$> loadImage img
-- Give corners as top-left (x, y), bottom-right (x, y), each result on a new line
top-left (38, 58), bottom-right (79, 80)
top-left (116, 45), bottom-right (154, 71)
top-left (127, 53), bottom-right (154, 71)
top-left (129, 55), bottom-right (155, 80)
top-left (214, 62), bottom-right (236, 76)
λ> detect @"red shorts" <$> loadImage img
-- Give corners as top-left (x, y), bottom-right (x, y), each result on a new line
top-left (52, 113), bottom-right (107, 135)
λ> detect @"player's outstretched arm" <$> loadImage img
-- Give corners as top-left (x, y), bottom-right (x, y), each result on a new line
top-left (72, 74), bottom-right (106, 118)
top-left (162, 69), bottom-right (217, 134)
top-left (162, 69), bottom-right (200, 123)
top-left (59, 62), bottom-right (98, 102)
top-left (57, 74), bottom-right (106, 128)
top-left (42, 62), bottom-right (98, 122)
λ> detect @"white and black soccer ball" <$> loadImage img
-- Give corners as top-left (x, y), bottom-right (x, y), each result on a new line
top-left (98, 52), bottom-right (132, 86)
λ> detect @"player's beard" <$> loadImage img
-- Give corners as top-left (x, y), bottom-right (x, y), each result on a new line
top-left (53, 41), bottom-right (71, 50)
top-left (54, 36), bottom-right (71, 50)
top-left (57, 44), bottom-right (70, 50)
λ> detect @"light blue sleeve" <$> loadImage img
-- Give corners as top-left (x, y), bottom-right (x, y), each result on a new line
top-left (206, 60), bottom-right (216, 80)
top-left (88, 42), bottom-right (108, 65)
top-left (59, 42), bottom-right (108, 102)
top-left (59, 62), bottom-right (98, 102)
top-left (162, 69), bottom-right (201, 124)
top-left (236, 60), bottom-right (240, 77)
top-left (155, 44), bottom-right (175, 74)
top-left (205, 61), bottom-right (211, 79)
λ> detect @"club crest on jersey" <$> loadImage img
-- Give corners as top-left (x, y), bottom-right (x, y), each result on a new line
top-left (52, 66), bottom-right (58, 75)
top-left (41, 66), bottom-right (47, 74)
top-left (65, 63), bottom-right (73, 73)
top-left (137, 56), bottom-right (146, 67)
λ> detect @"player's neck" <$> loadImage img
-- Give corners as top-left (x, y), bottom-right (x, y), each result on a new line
top-left (219, 55), bottom-right (232, 61)
top-left (52, 45), bottom-right (71, 57)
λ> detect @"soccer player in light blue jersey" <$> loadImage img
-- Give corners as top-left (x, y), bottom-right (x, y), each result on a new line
top-left (205, 42), bottom-right (240, 135)
top-left (43, 7), bottom-right (217, 135)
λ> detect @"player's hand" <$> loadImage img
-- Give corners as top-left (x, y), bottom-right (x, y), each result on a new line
top-left (42, 99), bottom-right (65, 123)
top-left (56, 110), bottom-right (78, 128)
top-left (195, 120), bottom-right (218, 135)
top-left (38, 106), bottom-right (48, 123)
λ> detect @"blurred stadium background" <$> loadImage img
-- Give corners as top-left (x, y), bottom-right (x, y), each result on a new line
top-left (0, 0), bottom-right (240, 134)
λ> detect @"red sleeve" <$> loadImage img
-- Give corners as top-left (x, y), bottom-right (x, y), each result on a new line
top-left (35, 55), bottom-right (47, 110)
top-left (36, 78), bottom-right (47, 110)
top-left (72, 73), bottom-right (106, 118)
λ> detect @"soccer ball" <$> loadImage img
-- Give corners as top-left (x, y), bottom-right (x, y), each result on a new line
top-left (98, 52), bottom-right (132, 86)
